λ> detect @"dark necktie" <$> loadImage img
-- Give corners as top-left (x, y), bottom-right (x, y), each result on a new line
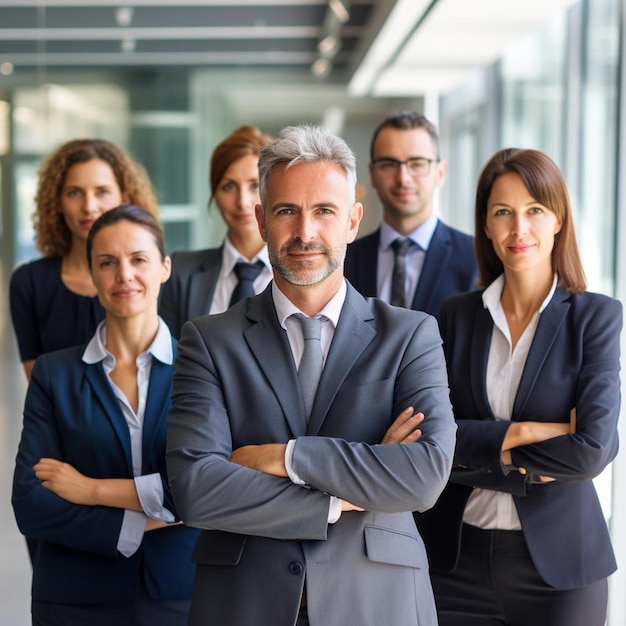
top-left (294, 313), bottom-right (324, 421)
top-left (390, 238), bottom-right (412, 307)
top-left (229, 261), bottom-right (264, 307)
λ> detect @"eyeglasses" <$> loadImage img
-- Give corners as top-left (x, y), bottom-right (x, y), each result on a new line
top-left (371, 157), bottom-right (438, 177)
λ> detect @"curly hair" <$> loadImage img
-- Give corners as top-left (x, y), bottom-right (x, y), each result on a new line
top-left (209, 125), bottom-right (272, 205)
top-left (34, 139), bottom-right (159, 257)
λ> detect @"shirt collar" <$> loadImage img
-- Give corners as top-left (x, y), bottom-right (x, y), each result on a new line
top-left (221, 237), bottom-right (270, 275)
top-left (272, 278), bottom-right (347, 330)
top-left (482, 274), bottom-right (558, 314)
top-left (380, 212), bottom-right (438, 252)
top-left (82, 317), bottom-right (173, 366)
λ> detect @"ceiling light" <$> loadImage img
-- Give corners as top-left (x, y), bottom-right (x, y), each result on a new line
top-left (0, 62), bottom-right (14, 76)
top-left (115, 6), bottom-right (134, 28)
top-left (121, 38), bottom-right (136, 54)
top-left (328, 0), bottom-right (350, 24)
top-left (311, 57), bottom-right (331, 77)
top-left (318, 35), bottom-right (339, 57)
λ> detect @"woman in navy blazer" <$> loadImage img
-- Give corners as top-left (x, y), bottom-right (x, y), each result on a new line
top-left (12, 205), bottom-right (199, 626)
top-left (159, 125), bottom-right (273, 338)
top-left (416, 149), bottom-right (621, 626)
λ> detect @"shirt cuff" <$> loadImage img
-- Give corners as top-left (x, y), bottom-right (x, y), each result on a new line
top-left (117, 509), bottom-right (147, 557)
top-left (134, 473), bottom-right (175, 522)
top-left (328, 497), bottom-right (342, 524)
top-left (285, 439), bottom-right (306, 485)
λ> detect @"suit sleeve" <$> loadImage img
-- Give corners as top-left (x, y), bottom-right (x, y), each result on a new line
top-left (166, 321), bottom-right (331, 540)
top-left (11, 355), bottom-right (126, 557)
top-left (158, 252), bottom-right (183, 340)
top-left (291, 314), bottom-right (456, 513)
top-left (509, 297), bottom-right (622, 482)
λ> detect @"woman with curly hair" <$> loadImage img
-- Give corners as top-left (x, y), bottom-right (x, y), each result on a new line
top-left (159, 125), bottom-right (272, 338)
top-left (10, 138), bottom-right (158, 381)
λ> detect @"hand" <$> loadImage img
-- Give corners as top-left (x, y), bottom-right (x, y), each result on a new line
top-left (340, 499), bottom-right (364, 512)
top-left (34, 458), bottom-right (95, 505)
top-left (145, 519), bottom-right (184, 532)
top-left (380, 407), bottom-right (424, 445)
top-left (230, 443), bottom-right (288, 477)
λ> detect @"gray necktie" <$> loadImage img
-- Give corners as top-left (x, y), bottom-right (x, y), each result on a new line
top-left (390, 238), bottom-right (412, 307)
top-left (294, 314), bottom-right (324, 421)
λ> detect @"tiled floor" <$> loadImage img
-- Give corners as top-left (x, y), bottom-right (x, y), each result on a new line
top-left (0, 263), bottom-right (31, 625)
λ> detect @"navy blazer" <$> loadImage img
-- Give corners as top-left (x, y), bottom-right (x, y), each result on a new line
top-left (416, 287), bottom-right (621, 589)
top-left (12, 341), bottom-right (199, 605)
top-left (159, 247), bottom-right (223, 339)
top-left (344, 220), bottom-right (478, 319)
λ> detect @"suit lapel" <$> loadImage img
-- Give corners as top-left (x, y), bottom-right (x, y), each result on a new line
top-left (352, 231), bottom-right (379, 297)
top-left (513, 289), bottom-right (570, 416)
top-left (308, 285), bottom-right (376, 435)
top-left (244, 288), bottom-right (305, 437)
top-left (412, 222), bottom-right (451, 312)
top-left (142, 351), bottom-right (173, 466)
top-left (188, 248), bottom-right (222, 318)
top-left (84, 362), bottom-right (133, 474)
top-left (470, 301), bottom-right (496, 420)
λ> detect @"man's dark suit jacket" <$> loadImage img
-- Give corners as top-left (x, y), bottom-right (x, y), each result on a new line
top-left (159, 247), bottom-right (223, 339)
top-left (167, 282), bottom-right (457, 626)
top-left (344, 220), bottom-right (478, 319)
top-left (416, 287), bottom-right (621, 589)
top-left (12, 341), bottom-right (200, 605)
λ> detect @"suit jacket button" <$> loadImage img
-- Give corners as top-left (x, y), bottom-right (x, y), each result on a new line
top-left (518, 467), bottom-right (527, 475)
top-left (289, 561), bottom-right (303, 575)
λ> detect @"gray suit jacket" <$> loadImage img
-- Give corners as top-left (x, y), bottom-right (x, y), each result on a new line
top-left (158, 247), bottom-right (223, 339)
top-left (167, 282), bottom-right (456, 626)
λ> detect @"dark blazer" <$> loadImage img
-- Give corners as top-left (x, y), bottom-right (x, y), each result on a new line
top-left (159, 247), bottom-right (223, 339)
top-left (416, 287), bottom-right (621, 589)
top-left (344, 220), bottom-right (478, 319)
top-left (167, 282), bottom-right (457, 626)
top-left (12, 341), bottom-right (200, 605)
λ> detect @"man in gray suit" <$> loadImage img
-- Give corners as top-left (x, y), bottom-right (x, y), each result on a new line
top-left (167, 124), bottom-right (456, 626)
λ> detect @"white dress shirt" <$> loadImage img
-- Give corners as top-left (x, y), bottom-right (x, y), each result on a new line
top-left (377, 213), bottom-right (438, 306)
top-left (82, 318), bottom-right (176, 557)
top-left (463, 274), bottom-right (557, 530)
top-left (272, 279), bottom-right (347, 524)
top-left (209, 237), bottom-right (273, 314)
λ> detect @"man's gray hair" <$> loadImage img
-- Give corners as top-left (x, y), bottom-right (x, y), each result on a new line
top-left (258, 124), bottom-right (357, 206)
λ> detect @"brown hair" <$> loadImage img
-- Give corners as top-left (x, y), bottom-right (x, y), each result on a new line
top-left (209, 125), bottom-right (272, 205)
top-left (370, 110), bottom-right (440, 161)
top-left (474, 148), bottom-right (586, 292)
top-left (86, 204), bottom-right (166, 269)
top-left (34, 139), bottom-right (159, 257)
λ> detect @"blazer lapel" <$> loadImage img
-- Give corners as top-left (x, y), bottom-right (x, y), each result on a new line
top-left (470, 301), bottom-right (496, 420)
top-left (307, 285), bottom-right (376, 435)
top-left (84, 362), bottom-right (133, 474)
top-left (350, 231), bottom-right (379, 297)
top-left (244, 288), bottom-right (306, 437)
top-left (142, 352), bottom-right (173, 465)
top-left (513, 289), bottom-right (570, 416)
top-left (412, 222), bottom-right (451, 312)
top-left (188, 248), bottom-right (222, 318)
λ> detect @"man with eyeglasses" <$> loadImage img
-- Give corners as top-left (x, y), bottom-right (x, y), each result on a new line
top-left (345, 111), bottom-right (477, 319)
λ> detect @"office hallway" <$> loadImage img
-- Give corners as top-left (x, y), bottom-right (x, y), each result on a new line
top-left (0, 260), bottom-right (32, 625)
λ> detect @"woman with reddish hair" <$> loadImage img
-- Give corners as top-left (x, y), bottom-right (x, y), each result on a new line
top-left (159, 125), bottom-right (273, 338)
